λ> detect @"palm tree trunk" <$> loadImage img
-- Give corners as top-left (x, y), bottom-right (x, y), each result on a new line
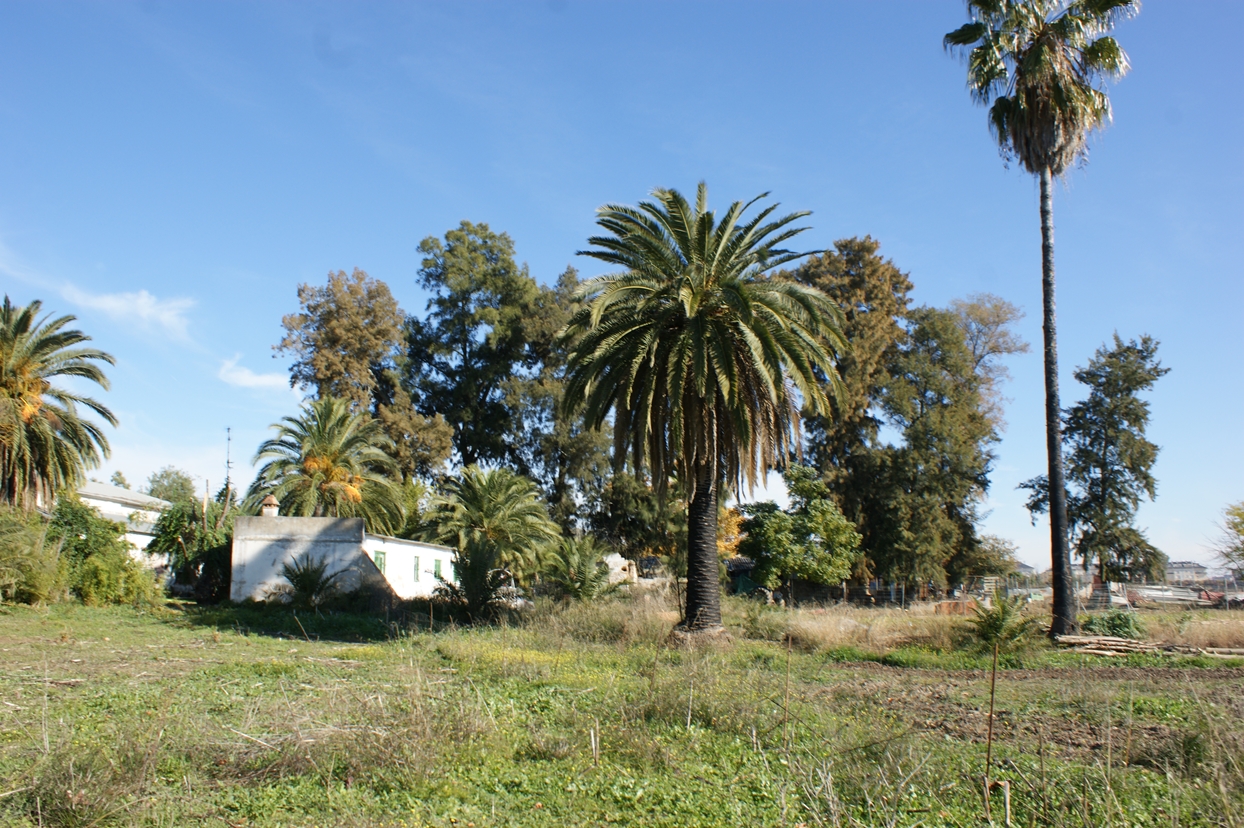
top-left (1040, 167), bottom-right (1076, 636)
top-left (682, 463), bottom-right (723, 630)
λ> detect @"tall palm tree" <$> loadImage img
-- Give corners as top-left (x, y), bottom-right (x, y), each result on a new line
top-left (421, 465), bottom-right (559, 618)
top-left (945, 0), bottom-right (1137, 635)
top-left (0, 297), bottom-right (116, 509)
top-left (563, 183), bottom-right (847, 632)
top-left (247, 396), bottom-right (404, 534)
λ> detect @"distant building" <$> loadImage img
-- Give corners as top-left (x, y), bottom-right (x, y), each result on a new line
top-left (230, 515), bottom-right (456, 603)
top-left (1013, 562), bottom-right (1036, 577)
top-left (76, 481), bottom-right (171, 559)
top-left (1166, 561), bottom-right (1209, 584)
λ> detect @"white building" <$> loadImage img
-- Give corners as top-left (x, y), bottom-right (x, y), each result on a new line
top-left (76, 481), bottom-right (171, 560)
top-left (230, 514), bottom-right (456, 603)
top-left (1166, 561), bottom-right (1209, 584)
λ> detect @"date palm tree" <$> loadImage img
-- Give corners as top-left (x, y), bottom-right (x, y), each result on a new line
top-left (945, 0), bottom-right (1137, 635)
top-left (246, 396), bottom-right (403, 534)
top-left (0, 297), bottom-right (116, 509)
top-left (421, 465), bottom-right (559, 619)
top-left (563, 183), bottom-right (846, 632)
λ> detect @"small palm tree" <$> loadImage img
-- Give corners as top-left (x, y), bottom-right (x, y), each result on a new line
top-left (563, 183), bottom-right (846, 632)
top-left (0, 297), bottom-right (116, 509)
top-left (543, 536), bottom-right (612, 602)
top-left (945, 0), bottom-right (1137, 635)
top-left (422, 465), bottom-right (559, 620)
top-left (246, 397), bottom-right (403, 534)
top-left (279, 553), bottom-right (345, 609)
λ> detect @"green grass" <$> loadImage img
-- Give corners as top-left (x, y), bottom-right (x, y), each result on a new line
top-left (0, 599), bottom-right (1241, 827)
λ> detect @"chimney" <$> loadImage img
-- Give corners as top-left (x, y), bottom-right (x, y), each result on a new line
top-left (260, 495), bottom-right (280, 518)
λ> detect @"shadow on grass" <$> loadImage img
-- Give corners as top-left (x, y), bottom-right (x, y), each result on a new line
top-left (161, 598), bottom-right (459, 643)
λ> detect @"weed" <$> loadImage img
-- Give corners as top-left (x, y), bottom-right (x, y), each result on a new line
top-left (1082, 607), bottom-right (1147, 639)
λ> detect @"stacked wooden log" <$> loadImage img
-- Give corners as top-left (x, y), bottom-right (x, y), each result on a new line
top-left (1053, 635), bottom-right (1244, 659)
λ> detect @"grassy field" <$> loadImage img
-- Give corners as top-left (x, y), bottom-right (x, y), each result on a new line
top-left (1, 595), bottom-right (1241, 827)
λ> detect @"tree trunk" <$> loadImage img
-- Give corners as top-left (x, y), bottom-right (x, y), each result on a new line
top-left (682, 463), bottom-right (723, 630)
top-left (1040, 167), bottom-right (1077, 636)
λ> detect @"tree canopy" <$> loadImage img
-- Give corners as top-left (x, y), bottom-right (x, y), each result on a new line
top-left (1022, 334), bottom-right (1169, 581)
top-left (0, 297), bottom-right (117, 510)
top-left (564, 183), bottom-right (846, 630)
top-left (247, 396), bottom-right (404, 534)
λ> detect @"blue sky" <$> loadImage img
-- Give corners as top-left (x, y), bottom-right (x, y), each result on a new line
top-left (2, 1), bottom-right (1240, 570)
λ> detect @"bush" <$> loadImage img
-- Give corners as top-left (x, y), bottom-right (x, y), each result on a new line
top-left (49, 497), bottom-right (162, 607)
top-left (0, 505), bottom-right (65, 603)
top-left (278, 553), bottom-right (344, 609)
top-left (1082, 607), bottom-right (1146, 639)
top-left (967, 593), bottom-right (1040, 653)
top-left (541, 536), bottom-right (613, 602)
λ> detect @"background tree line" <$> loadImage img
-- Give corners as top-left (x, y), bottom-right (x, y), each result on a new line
top-left (267, 225), bottom-right (1038, 592)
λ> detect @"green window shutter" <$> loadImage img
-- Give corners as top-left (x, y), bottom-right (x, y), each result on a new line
top-left (413, 556), bottom-right (420, 581)
top-left (374, 550), bottom-right (386, 574)
top-left (434, 559), bottom-right (442, 579)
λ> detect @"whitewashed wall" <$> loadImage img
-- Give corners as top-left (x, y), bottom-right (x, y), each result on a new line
top-left (361, 535), bottom-right (456, 599)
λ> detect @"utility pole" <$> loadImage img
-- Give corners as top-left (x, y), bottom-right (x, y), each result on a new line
top-left (223, 427), bottom-right (234, 511)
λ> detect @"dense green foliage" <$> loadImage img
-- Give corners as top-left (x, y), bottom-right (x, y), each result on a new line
top-left (421, 465), bottom-right (560, 619)
top-left (146, 487), bottom-right (235, 602)
top-left (788, 245), bottom-right (1020, 590)
top-left (564, 183), bottom-right (846, 629)
top-left (1022, 335), bottom-right (1169, 581)
top-left (0, 505), bottom-right (59, 603)
top-left (541, 535), bottom-right (613, 602)
top-left (50, 498), bottom-right (162, 605)
top-left (276, 268), bottom-right (453, 480)
top-left (406, 222), bottom-right (544, 470)
top-left (142, 465), bottom-right (197, 504)
top-left (738, 465), bottom-right (860, 593)
top-left (246, 396), bottom-right (404, 534)
top-left (0, 297), bottom-right (117, 509)
top-left (1082, 607), bottom-right (1147, 640)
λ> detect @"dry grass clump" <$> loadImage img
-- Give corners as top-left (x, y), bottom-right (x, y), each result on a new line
top-left (21, 727), bottom-right (162, 828)
top-left (734, 600), bottom-right (965, 654)
top-left (1144, 611), bottom-right (1244, 649)
top-left (528, 592), bottom-right (678, 648)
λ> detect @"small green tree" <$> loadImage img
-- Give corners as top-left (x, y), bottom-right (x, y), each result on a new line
top-left (147, 488), bottom-right (235, 602)
top-left (144, 466), bottom-right (196, 504)
top-left (1022, 335), bottom-right (1169, 582)
top-left (542, 536), bottom-right (612, 602)
top-left (421, 466), bottom-right (559, 620)
top-left (738, 466), bottom-right (860, 599)
top-left (1218, 502), bottom-right (1244, 574)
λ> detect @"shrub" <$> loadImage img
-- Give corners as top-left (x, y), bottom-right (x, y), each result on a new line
top-left (278, 553), bottom-right (344, 609)
top-left (49, 497), bottom-right (162, 607)
top-left (0, 505), bottom-right (64, 603)
top-left (541, 536), bottom-right (613, 602)
top-left (1082, 607), bottom-right (1146, 639)
top-left (967, 593), bottom-right (1040, 653)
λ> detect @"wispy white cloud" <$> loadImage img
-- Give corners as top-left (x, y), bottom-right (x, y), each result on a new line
top-left (218, 355), bottom-right (292, 391)
top-left (61, 284), bottom-right (196, 342)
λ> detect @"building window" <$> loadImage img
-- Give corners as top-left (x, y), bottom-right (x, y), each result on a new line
top-left (433, 559), bottom-right (442, 580)
top-left (374, 550), bottom-right (386, 574)
top-left (413, 556), bottom-right (420, 581)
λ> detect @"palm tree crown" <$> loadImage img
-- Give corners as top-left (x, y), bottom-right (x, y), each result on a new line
top-left (422, 465), bottom-right (559, 583)
top-left (562, 183), bottom-right (846, 629)
top-left (945, 0), bottom-right (1136, 176)
top-left (247, 396), bottom-right (403, 534)
top-left (0, 297), bottom-right (117, 509)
